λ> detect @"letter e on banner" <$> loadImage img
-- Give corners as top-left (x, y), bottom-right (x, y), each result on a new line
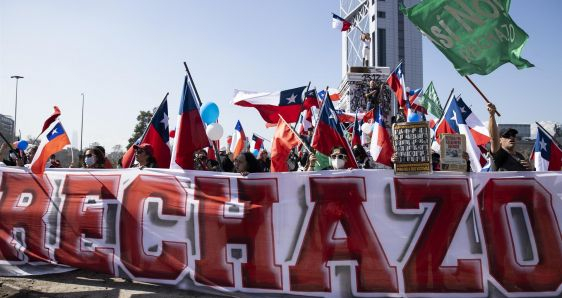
top-left (289, 177), bottom-right (398, 293)
top-left (478, 178), bottom-right (562, 293)
top-left (120, 175), bottom-right (188, 280)
top-left (55, 175), bottom-right (120, 274)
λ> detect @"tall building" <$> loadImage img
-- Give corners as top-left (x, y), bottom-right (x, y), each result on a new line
top-left (0, 114), bottom-right (15, 143)
top-left (339, 0), bottom-right (423, 88)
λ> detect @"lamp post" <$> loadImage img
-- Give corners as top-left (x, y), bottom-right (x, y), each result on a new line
top-left (80, 92), bottom-right (85, 154)
top-left (10, 75), bottom-right (23, 138)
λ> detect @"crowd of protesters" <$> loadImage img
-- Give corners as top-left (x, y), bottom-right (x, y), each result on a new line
top-left (0, 99), bottom-right (546, 174)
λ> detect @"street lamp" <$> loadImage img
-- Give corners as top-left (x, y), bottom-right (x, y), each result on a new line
top-left (10, 75), bottom-right (24, 138)
top-left (80, 92), bottom-right (85, 154)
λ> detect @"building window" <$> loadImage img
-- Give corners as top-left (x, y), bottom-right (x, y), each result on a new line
top-left (377, 11), bottom-right (386, 18)
top-left (377, 28), bottom-right (386, 66)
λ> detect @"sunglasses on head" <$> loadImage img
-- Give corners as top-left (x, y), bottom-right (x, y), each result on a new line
top-left (330, 154), bottom-right (346, 159)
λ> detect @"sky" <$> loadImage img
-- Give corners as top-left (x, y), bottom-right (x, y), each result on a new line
top-left (1, 0), bottom-right (561, 152)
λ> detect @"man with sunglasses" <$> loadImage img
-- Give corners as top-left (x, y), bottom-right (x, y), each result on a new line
top-left (305, 146), bottom-right (349, 171)
top-left (488, 103), bottom-right (533, 171)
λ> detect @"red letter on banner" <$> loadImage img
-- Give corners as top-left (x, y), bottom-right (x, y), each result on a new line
top-left (120, 175), bottom-right (188, 280)
top-left (394, 178), bottom-right (483, 293)
top-left (478, 178), bottom-right (562, 292)
top-left (289, 177), bottom-right (398, 293)
top-left (0, 172), bottom-right (52, 262)
top-left (55, 175), bottom-right (120, 274)
top-left (194, 177), bottom-right (282, 289)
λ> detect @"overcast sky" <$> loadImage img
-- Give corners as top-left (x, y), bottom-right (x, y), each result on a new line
top-left (1, 0), bottom-right (560, 151)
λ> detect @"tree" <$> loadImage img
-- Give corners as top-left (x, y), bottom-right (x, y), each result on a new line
top-left (107, 144), bottom-right (125, 166)
top-left (127, 109), bottom-right (155, 149)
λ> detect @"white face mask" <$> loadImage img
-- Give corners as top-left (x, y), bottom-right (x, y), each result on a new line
top-left (84, 156), bottom-right (96, 166)
top-left (330, 158), bottom-right (346, 169)
top-left (9, 152), bottom-right (18, 160)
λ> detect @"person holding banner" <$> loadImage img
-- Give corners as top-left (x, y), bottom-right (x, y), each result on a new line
top-left (488, 103), bottom-right (533, 171)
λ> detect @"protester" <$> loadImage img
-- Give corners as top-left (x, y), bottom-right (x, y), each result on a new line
top-left (94, 145), bottom-right (114, 168)
top-left (306, 146), bottom-right (349, 171)
top-left (132, 143), bottom-right (157, 169)
top-left (47, 154), bottom-right (62, 168)
top-left (194, 149), bottom-right (219, 171)
top-left (0, 143), bottom-right (24, 166)
top-left (257, 149), bottom-right (271, 172)
top-left (364, 80), bottom-right (380, 111)
top-left (233, 152), bottom-right (261, 176)
top-left (83, 147), bottom-right (105, 169)
top-left (219, 148), bottom-right (234, 172)
top-left (487, 103), bottom-right (533, 171)
top-left (352, 145), bottom-right (373, 169)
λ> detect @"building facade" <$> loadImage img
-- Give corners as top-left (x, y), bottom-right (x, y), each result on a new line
top-left (339, 0), bottom-right (423, 89)
top-left (0, 114), bottom-right (15, 143)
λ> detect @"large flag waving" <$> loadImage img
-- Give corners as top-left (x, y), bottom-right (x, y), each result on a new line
top-left (420, 81), bottom-right (444, 118)
top-left (31, 118), bottom-right (70, 174)
top-left (123, 95), bottom-right (171, 168)
top-left (332, 13), bottom-right (352, 32)
top-left (230, 121), bottom-right (246, 158)
top-left (311, 93), bottom-right (358, 169)
top-left (171, 75), bottom-right (210, 169)
top-left (434, 96), bottom-right (487, 171)
top-left (369, 107), bottom-right (394, 167)
top-left (41, 106), bottom-right (61, 133)
top-left (531, 125), bottom-right (562, 171)
top-left (401, 0), bottom-right (533, 75)
top-left (270, 116), bottom-right (303, 172)
top-left (387, 62), bottom-right (407, 109)
top-left (233, 86), bottom-right (307, 124)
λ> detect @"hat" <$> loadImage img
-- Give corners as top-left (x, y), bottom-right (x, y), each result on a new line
top-left (133, 143), bottom-right (153, 155)
top-left (499, 128), bottom-right (518, 138)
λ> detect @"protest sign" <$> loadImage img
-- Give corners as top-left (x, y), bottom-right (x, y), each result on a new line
top-left (440, 133), bottom-right (467, 171)
top-left (392, 121), bottom-right (431, 173)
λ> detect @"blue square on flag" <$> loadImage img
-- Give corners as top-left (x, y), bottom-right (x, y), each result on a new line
top-left (47, 123), bottom-right (66, 141)
top-left (279, 87), bottom-right (305, 106)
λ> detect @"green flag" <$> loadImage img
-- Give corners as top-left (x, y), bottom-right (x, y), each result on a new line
top-left (401, 0), bottom-right (533, 75)
top-left (420, 81), bottom-right (444, 118)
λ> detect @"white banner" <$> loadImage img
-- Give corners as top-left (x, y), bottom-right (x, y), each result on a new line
top-left (0, 166), bottom-right (560, 297)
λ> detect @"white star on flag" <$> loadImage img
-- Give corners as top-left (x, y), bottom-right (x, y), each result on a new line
top-left (286, 94), bottom-right (297, 104)
top-left (50, 128), bottom-right (58, 136)
top-left (460, 107), bottom-right (466, 113)
top-left (540, 138), bottom-right (547, 151)
top-left (451, 110), bottom-right (458, 122)
top-left (328, 109), bottom-right (337, 121)
top-left (160, 113), bottom-right (169, 130)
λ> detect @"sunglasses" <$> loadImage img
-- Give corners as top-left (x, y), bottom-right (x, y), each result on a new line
top-left (135, 149), bottom-right (145, 154)
top-left (85, 154), bottom-right (93, 158)
top-left (330, 154), bottom-right (346, 159)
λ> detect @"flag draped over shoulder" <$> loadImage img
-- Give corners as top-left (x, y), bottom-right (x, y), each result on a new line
top-left (401, 0), bottom-right (533, 75)
top-left (171, 75), bottom-right (210, 169)
top-left (420, 82), bottom-right (444, 118)
top-left (233, 86), bottom-right (306, 124)
top-left (270, 117), bottom-right (302, 172)
top-left (531, 125), bottom-right (562, 171)
top-left (31, 119), bottom-right (70, 174)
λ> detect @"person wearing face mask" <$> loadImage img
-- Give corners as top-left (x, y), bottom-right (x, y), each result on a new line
top-left (82, 147), bottom-right (105, 169)
top-left (305, 146), bottom-right (350, 171)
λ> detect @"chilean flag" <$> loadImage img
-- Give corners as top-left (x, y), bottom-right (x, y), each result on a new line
top-left (311, 93), bottom-right (358, 168)
top-left (369, 107), bottom-right (394, 167)
top-left (407, 88), bottom-right (427, 115)
top-left (171, 75), bottom-right (210, 169)
top-left (30, 119), bottom-right (70, 174)
top-left (455, 97), bottom-right (491, 145)
top-left (252, 133), bottom-right (264, 156)
top-left (41, 106), bottom-right (61, 133)
top-left (387, 62), bottom-right (407, 109)
top-left (531, 125), bottom-right (562, 171)
top-left (434, 97), bottom-right (488, 171)
top-left (332, 13), bottom-right (352, 31)
top-left (352, 111), bottom-right (362, 147)
top-left (233, 86), bottom-right (306, 124)
top-left (230, 120), bottom-right (246, 158)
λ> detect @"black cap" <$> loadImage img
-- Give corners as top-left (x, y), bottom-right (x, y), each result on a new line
top-left (500, 128), bottom-right (518, 138)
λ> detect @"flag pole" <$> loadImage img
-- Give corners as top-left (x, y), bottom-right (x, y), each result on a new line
top-left (292, 81), bottom-right (312, 131)
top-left (536, 122), bottom-right (562, 149)
top-left (464, 75), bottom-right (501, 116)
top-left (183, 61), bottom-right (223, 170)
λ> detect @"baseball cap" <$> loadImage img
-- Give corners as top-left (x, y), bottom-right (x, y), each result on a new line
top-left (499, 128), bottom-right (518, 138)
top-left (133, 143), bottom-right (153, 155)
